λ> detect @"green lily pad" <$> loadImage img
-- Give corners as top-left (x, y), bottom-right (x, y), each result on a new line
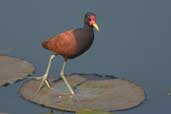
top-left (76, 109), bottom-right (113, 114)
top-left (20, 73), bottom-right (145, 112)
top-left (0, 55), bottom-right (35, 86)
top-left (168, 91), bottom-right (171, 96)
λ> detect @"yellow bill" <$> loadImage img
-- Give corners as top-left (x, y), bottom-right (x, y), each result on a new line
top-left (93, 23), bottom-right (100, 31)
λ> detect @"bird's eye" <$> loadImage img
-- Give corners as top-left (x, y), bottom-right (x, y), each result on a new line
top-left (88, 16), bottom-right (91, 20)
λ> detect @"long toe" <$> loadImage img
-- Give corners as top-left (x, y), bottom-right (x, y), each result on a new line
top-left (45, 79), bottom-right (54, 89)
top-left (33, 76), bottom-right (44, 80)
top-left (33, 78), bottom-right (46, 97)
top-left (37, 78), bottom-right (46, 90)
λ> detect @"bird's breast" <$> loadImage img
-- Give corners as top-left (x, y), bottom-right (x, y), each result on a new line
top-left (73, 30), bottom-right (94, 57)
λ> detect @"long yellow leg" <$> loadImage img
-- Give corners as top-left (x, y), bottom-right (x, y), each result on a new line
top-left (60, 60), bottom-right (75, 95)
top-left (37, 54), bottom-right (56, 91)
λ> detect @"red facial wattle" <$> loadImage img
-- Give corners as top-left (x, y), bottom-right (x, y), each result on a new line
top-left (89, 15), bottom-right (96, 25)
top-left (89, 15), bottom-right (99, 31)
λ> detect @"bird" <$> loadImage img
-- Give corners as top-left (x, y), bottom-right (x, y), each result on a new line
top-left (37, 12), bottom-right (99, 95)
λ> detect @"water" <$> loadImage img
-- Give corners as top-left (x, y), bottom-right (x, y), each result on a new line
top-left (0, 0), bottom-right (171, 114)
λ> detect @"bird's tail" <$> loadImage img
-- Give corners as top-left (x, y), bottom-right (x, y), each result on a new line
top-left (41, 40), bottom-right (49, 49)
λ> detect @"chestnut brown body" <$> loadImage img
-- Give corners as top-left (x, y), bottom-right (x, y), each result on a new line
top-left (42, 28), bottom-right (94, 59)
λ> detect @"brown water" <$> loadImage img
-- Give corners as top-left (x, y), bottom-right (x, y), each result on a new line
top-left (0, 0), bottom-right (171, 114)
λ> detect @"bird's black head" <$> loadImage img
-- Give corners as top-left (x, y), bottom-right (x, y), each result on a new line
top-left (84, 12), bottom-right (99, 31)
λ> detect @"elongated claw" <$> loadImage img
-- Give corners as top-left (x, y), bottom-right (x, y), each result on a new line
top-left (37, 77), bottom-right (53, 91)
top-left (33, 77), bottom-right (53, 98)
top-left (29, 76), bottom-right (44, 80)
top-left (32, 54), bottom-right (56, 98)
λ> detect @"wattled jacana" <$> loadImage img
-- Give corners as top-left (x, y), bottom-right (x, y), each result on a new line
top-left (37, 12), bottom-right (99, 95)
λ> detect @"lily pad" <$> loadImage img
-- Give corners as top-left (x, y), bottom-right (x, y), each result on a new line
top-left (168, 91), bottom-right (171, 96)
top-left (20, 73), bottom-right (145, 112)
top-left (0, 55), bottom-right (35, 86)
top-left (76, 109), bottom-right (113, 114)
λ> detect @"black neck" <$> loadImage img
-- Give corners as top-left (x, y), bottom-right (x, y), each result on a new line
top-left (83, 24), bottom-right (93, 30)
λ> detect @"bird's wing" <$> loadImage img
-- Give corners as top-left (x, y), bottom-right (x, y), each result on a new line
top-left (42, 29), bottom-right (77, 56)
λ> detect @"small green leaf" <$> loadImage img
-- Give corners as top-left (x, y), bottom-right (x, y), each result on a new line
top-left (76, 109), bottom-right (113, 114)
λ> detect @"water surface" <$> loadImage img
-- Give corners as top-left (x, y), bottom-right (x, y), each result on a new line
top-left (0, 0), bottom-right (171, 114)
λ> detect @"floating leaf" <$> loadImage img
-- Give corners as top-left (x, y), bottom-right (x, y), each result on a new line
top-left (20, 73), bottom-right (145, 112)
top-left (0, 55), bottom-right (35, 87)
top-left (76, 109), bottom-right (113, 114)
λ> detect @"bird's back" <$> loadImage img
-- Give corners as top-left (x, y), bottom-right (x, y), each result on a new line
top-left (42, 28), bottom-right (94, 59)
